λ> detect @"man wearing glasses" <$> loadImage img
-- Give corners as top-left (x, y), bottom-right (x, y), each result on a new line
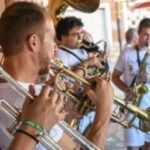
top-left (55, 16), bottom-right (104, 135)
top-left (55, 16), bottom-right (100, 68)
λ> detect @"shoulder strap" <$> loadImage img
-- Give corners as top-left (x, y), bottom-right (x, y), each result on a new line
top-left (59, 46), bottom-right (82, 62)
top-left (130, 45), bottom-right (146, 87)
top-left (135, 45), bottom-right (141, 67)
top-left (130, 45), bottom-right (140, 87)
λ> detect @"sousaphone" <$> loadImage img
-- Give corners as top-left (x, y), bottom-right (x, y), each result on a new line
top-left (48, 0), bottom-right (100, 25)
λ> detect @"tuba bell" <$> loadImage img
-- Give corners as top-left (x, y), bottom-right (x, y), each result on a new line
top-left (47, 0), bottom-right (100, 25)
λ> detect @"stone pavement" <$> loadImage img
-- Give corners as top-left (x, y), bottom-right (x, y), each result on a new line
top-left (105, 48), bottom-right (126, 150)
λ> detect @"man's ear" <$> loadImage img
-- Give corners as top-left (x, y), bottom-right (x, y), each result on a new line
top-left (27, 34), bottom-right (40, 52)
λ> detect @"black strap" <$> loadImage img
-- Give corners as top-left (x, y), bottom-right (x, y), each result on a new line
top-left (16, 129), bottom-right (38, 144)
top-left (130, 45), bottom-right (141, 87)
top-left (135, 45), bottom-right (141, 67)
top-left (59, 46), bottom-right (82, 62)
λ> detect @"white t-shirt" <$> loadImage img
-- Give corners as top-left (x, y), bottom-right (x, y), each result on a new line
top-left (122, 43), bottom-right (133, 52)
top-left (115, 46), bottom-right (150, 146)
top-left (115, 47), bottom-right (149, 86)
top-left (55, 46), bottom-right (88, 67)
top-left (0, 82), bottom-right (63, 150)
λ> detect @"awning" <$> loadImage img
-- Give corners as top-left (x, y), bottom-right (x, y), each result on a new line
top-left (132, 1), bottom-right (150, 9)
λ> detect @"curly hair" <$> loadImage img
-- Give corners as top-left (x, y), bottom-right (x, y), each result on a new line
top-left (56, 16), bottom-right (84, 40)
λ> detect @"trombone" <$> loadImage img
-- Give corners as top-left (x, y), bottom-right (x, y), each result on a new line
top-left (0, 67), bottom-right (100, 150)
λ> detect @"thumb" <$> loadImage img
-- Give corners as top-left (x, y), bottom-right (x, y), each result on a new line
top-left (26, 85), bottom-right (35, 102)
top-left (29, 85), bottom-right (35, 96)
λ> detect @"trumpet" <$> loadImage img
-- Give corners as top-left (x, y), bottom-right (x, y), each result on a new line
top-left (50, 58), bottom-right (150, 132)
top-left (0, 67), bottom-right (100, 150)
top-left (0, 101), bottom-right (62, 150)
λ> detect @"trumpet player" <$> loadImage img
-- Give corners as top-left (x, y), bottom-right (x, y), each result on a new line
top-left (0, 2), bottom-right (113, 150)
top-left (8, 85), bottom-right (66, 150)
top-left (112, 18), bottom-right (150, 150)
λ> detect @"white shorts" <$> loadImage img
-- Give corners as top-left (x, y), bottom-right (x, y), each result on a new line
top-left (124, 83), bottom-right (150, 146)
top-left (124, 127), bottom-right (150, 146)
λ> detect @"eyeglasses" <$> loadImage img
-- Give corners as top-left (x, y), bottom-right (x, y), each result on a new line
top-left (68, 32), bottom-right (84, 37)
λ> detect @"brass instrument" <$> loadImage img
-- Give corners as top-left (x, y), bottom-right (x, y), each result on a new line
top-left (0, 67), bottom-right (100, 150)
top-left (123, 43), bottom-right (150, 128)
top-left (128, 44), bottom-right (150, 104)
top-left (78, 39), bottom-right (109, 78)
top-left (50, 58), bottom-right (94, 115)
top-left (54, 37), bottom-right (150, 132)
top-left (0, 100), bottom-right (64, 150)
top-left (1, 0), bottom-right (101, 149)
top-left (0, 68), bottom-right (63, 150)
top-left (79, 39), bottom-right (107, 53)
top-left (48, 0), bottom-right (100, 25)
top-left (49, 58), bottom-right (150, 132)
top-left (51, 40), bottom-right (109, 118)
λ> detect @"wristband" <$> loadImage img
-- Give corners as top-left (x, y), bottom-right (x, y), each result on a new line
top-left (22, 119), bottom-right (46, 136)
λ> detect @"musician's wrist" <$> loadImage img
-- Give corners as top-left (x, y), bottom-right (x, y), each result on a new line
top-left (19, 124), bottom-right (40, 140)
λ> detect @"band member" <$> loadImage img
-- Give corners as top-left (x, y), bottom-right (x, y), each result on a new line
top-left (0, 2), bottom-right (113, 150)
top-left (9, 85), bottom-right (66, 150)
top-left (112, 18), bottom-right (150, 150)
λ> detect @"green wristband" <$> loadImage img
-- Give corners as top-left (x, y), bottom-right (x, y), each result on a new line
top-left (22, 119), bottom-right (46, 136)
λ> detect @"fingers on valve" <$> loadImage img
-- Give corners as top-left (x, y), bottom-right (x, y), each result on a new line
top-left (55, 94), bottom-right (66, 120)
top-left (47, 91), bottom-right (66, 120)
top-left (39, 85), bottom-right (52, 99)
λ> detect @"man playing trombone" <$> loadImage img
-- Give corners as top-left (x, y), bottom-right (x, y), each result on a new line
top-left (0, 1), bottom-right (113, 150)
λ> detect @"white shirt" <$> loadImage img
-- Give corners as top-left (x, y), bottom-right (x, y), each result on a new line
top-left (55, 46), bottom-right (88, 67)
top-left (0, 82), bottom-right (63, 150)
top-left (115, 46), bottom-right (150, 146)
top-left (115, 46), bottom-right (150, 124)
top-left (115, 47), bottom-right (149, 86)
top-left (122, 43), bottom-right (133, 52)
